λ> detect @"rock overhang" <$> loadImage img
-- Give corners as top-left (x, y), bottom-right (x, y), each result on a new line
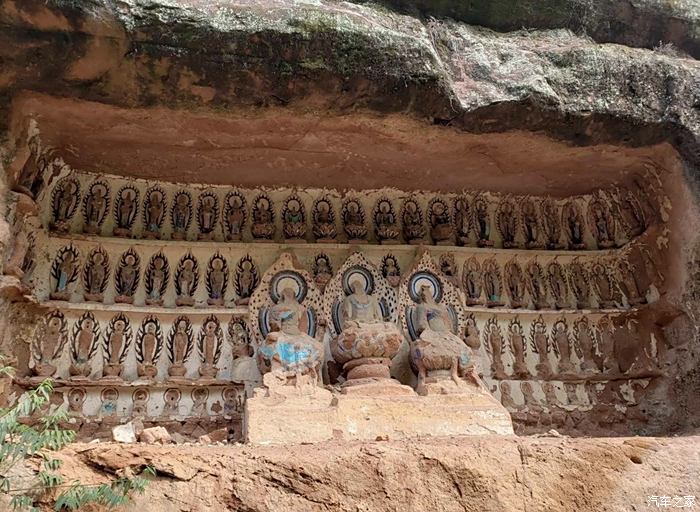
top-left (0, 0), bottom-right (698, 187)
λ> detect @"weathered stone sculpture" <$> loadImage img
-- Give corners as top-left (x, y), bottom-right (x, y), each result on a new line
top-left (400, 259), bottom-right (480, 394)
top-left (439, 253), bottom-right (458, 286)
top-left (4, 196), bottom-right (35, 280)
top-left (325, 256), bottom-right (408, 394)
top-left (573, 317), bottom-right (597, 374)
top-left (541, 198), bottom-right (563, 249)
top-left (13, 135), bottom-right (51, 199)
top-left (408, 283), bottom-right (483, 394)
top-left (31, 311), bottom-right (67, 377)
top-left (162, 388), bottom-right (181, 418)
top-left (282, 195), bottom-right (307, 241)
top-left (552, 319), bottom-right (575, 376)
top-left (596, 316), bottom-right (619, 374)
top-left (191, 388), bottom-right (209, 417)
top-left (509, 318), bottom-right (529, 378)
top-left (530, 316), bottom-right (553, 379)
top-left (50, 244), bottom-right (80, 301)
top-left (374, 198), bottom-right (400, 244)
top-left (402, 197), bottom-right (425, 244)
top-left (102, 314), bottom-right (131, 381)
top-left (99, 388), bottom-right (119, 419)
top-left (206, 253), bottom-right (228, 306)
top-left (499, 382), bottom-right (518, 410)
top-left (520, 198), bottom-right (543, 249)
top-left (428, 198), bottom-right (453, 245)
top-left (618, 260), bottom-right (646, 305)
top-left (526, 260), bottom-right (550, 310)
top-left (69, 312), bottom-right (100, 379)
top-left (331, 280), bottom-right (405, 393)
top-left (381, 254), bottom-right (401, 287)
top-left (143, 186), bottom-right (166, 239)
top-left (312, 253), bottom-right (333, 291)
top-left (68, 388), bottom-right (86, 416)
top-left (136, 316), bottom-right (162, 379)
top-left (223, 386), bottom-right (245, 415)
top-left (197, 192), bottom-right (219, 240)
top-left (175, 253), bottom-right (198, 306)
top-left (483, 258), bottom-right (504, 307)
top-left (462, 257), bottom-right (482, 305)
top-left (312, 197), bottom-right (337, 242)
top-left (251, 194), bottom-right (276, 241)
top-left (198, 315), bottom-right (223, 379)
top-left (235, 255), bottom-right (259, 305)
top-left (145, 252), bottom-right (169, 306)
top-left (474, 195), bottom-right (493, 247)
top-left (592, 262), bottom-right (616, 308)
top-left (464, 315), bottom-right (480, 351)
top-left (505, 259), bottom-right (525, 309)
top-left (115, 249), bottom-right (140, 304)
top-left (563, 201), bottom-right (586, 250)
top-left (50, 177), bottom-right (80, 233)
top-left (228, 318), bottom-right (258, 387)
top-left (588, 197), bottom-right (616, 249)
top-left (497, 197), bottom-right (519, 248)
top-left (453, 196), bottom-right (470, 246)
top-left (132, 388), bottom-right (149, 418)
top-left (167, 316), bottom-right (193, 379)
top-left (547, 261), bottom-right (570, 309)
top-left (171, 191), bottom-right (192, 240)
top-left (618, 191), bottom-right (646, 238)
top-left (83, 247), bottom-right (109, 302)
top-left (342, 198), bottom-right (368, 243)
top-left (224, 191), bottom-right (247, 241)
top-left (568, 259), bottom-right (591, 308)
top-left (83, 181), bottom-right (110, 234)
top-left (258, 287), bottom-right (324, 390)
top-left (484, 318), bottom-right (507, 380)
top-left (113, 186), bottom-right (139, 238)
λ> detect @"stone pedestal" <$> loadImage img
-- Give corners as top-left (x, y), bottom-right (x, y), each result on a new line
top-left (245, 388), bottom-right (513, 444)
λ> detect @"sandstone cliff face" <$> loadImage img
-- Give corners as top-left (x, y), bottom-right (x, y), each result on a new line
top-left (0, 0), bottom-right (698, 171)
top-left (0, 0), bottom-right (699, 439)
top-left (16, 436), bottom-right (699, 512)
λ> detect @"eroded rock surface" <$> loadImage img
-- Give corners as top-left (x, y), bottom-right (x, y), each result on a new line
top-left (28, 435), bottom-right (700, 512)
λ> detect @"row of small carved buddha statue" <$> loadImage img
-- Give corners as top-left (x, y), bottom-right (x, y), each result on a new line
top-left (499, 380), bottom-right (646, 434)
top-left (30, 304), bottom-right (649, 385)
top-left (477, 316), bottom-right (659, 382)
top-left (31, 310), bottom-right (251, 381)
top-left (46, 243), bottom-right (651, 311)
top-left (47, 245), bottom-right (260, 306)
top-left (63, 386), bottom-right (244, 419)
top-left (45, 175), bottom-right (649, 248)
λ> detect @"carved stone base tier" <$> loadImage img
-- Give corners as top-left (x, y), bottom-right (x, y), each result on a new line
top-left (341, 377), bottom-right (415, 396)
top-left (49, 292), bottom-right (70, 301)
top-left (344, 357), bottom-right (391, 381)
top-left (32, 363), bottom-right (57, 378)
top-left (245, 390), bottom-right (514, 444)
top-left (83, 293), bottom-right (104, 303)
top-left (112, 228), bottom-right (131, 238)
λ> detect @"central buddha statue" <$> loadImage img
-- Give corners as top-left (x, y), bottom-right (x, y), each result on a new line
top-left (410, 284), bottom-right (484, 395)
top-left (331, 280), bottom-right (406, 392)
top-left (257, 287), bottom-right (324, 390)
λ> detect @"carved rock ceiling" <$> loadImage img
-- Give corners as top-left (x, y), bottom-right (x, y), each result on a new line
top-left (13, 93), bottom-right (672, 196)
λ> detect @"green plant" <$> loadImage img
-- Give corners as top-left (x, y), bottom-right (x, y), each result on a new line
top-left (0, 359), bottom-right (154, 511)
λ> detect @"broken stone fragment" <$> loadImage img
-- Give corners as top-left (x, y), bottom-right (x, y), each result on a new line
top-left (112, 422), bottom-right (137, 443)
top-left (139, 426), bottom-right (172, 444)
